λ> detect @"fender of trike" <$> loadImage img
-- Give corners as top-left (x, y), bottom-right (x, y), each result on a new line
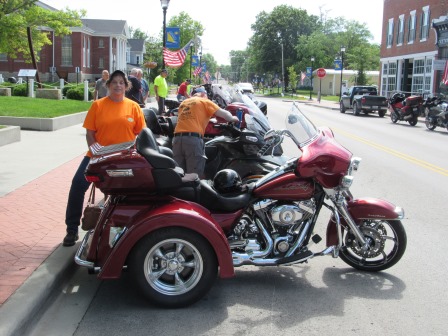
top-left (98, 199), bottom-right (235, 279)
top-left (326, 197), bottom-right (404, 246)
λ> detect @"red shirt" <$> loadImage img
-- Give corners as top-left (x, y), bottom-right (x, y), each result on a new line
top-left (178, 81), bottom-right (188, 96)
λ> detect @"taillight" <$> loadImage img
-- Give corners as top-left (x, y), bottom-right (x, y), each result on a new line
top-left (85, 174), bottom-right (102, 183)
top-left (361, 97), bottom-right (366, 103)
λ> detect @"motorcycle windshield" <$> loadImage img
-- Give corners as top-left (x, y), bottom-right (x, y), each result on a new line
top-left (232, 88), bottom-right (271, 133)
top-left (286, 103), bottom-right (318, 147)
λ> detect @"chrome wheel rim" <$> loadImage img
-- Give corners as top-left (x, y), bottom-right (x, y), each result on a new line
top-left (144, 238), bottom-right (204, 296)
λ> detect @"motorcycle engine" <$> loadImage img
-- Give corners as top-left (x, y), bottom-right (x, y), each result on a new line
top-left (270, 201), bottom-right (315, 227)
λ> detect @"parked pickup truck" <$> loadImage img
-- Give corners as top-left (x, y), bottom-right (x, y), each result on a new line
top-left (340, 86), bottom-right (388, 117)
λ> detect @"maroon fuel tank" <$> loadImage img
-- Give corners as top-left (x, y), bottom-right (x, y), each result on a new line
top-left (252, 172), bottom-right (314, 200)
top-left (297, 127), bottom-right (352, 189)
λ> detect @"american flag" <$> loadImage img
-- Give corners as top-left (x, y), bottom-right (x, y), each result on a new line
top-left (163, 39), bottom-right (193, 68)
top-left (300, 71), bottom-right (306, 85)
top-left (204, 71), bottom-right (211, 83)
top-left (193, 66), bottom-right (202, 77)
top-left (443, 60), bottom-right (448, 86)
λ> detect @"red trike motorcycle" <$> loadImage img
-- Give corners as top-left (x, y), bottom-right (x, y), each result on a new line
top-left (75, 103), bottom-right (407, 308)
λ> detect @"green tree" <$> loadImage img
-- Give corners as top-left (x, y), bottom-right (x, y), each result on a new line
top-left (0, 1), bottom-right (83, 86)
top-left (248, 5), bottom-right (320, 88)
top-left (0, 1), bottom-right (84, 60)
top-left (287, 65), bottom-right (298, 92)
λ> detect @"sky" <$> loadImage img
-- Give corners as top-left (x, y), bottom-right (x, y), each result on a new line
top-left (42, 0), bottom-right (384, 65)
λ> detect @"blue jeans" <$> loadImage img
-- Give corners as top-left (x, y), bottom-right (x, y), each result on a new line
top-left (65, 156), bottom-right (91, 233)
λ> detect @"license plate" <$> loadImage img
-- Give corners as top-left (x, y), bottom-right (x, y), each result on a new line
top-left (372, 106), bottom-right (378, 109)
top-left (413, 107), bottom-right (418, 111)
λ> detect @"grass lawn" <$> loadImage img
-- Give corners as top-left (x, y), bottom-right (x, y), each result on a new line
top-left (0, 96), bottom-right (92, 118)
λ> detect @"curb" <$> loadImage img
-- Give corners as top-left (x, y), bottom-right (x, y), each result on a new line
top-left (0, 237), bottom-right (84, 336)
top-left (0, 125), bottom-right (20, 147)
top-left (0, 111), bottom-right (87, 131)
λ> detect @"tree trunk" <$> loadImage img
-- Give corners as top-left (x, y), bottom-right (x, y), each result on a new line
top-left (27, 27), bottom-right (42, 88)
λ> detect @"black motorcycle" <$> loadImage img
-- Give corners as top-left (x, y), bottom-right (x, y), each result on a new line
top-left (423, 94), bottom-right (448, 132)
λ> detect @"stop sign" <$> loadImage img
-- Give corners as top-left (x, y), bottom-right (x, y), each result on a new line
top-left (316, 68), bottom-right (326, 78)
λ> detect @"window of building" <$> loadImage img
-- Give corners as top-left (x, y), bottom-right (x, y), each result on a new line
top-left (0, 53), bottom-right (7, 61)
top-left (381, 62), bottom-right (397, 96)
top-left (387, 19), bottom-right (394, 47)
top-left (397, 15), bottom-right (404, 45)
top-left (411, 58), bottom-right (433, 94)
top-left (420, 6), bottom-right (430, 40)
top-left (83, 36), bottom-right (86, 67)
top-left (99, 57), bottom-right (104, 69)
top-left (408, 11), bottom-right (416, 44)
top-left (136, 55), bottom-right (140, 65)
top-left (61, 35), bottom-right (72, 66)
top-left (99, 39), bottom-right (104, 48)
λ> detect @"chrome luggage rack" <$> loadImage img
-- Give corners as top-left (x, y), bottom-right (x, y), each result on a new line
top-left (95, 141), bottom-right (135, 155)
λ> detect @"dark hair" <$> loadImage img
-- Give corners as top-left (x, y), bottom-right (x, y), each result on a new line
top-left (106, 70), bottom-right (129, 89)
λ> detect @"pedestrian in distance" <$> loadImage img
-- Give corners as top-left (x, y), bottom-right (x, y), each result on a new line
top-left (137, 68), bottom-right (149, 104)
top-left (93, 69), bottom-right (109, 100)
top-left (126, 68), bottom-right (143, 107)
top-left (177, 78), bottom-right (191, 102)
top-left (154, 68), bottom-right (169, 115)
top-left (172, 86), bottom-right (239, 177)
top-left (63, 70), bottom-right (146, 247)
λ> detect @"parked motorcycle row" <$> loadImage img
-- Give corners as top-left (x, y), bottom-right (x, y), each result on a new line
top-left (388, 91), bottom-right (448, 131)
top-left (75, 89), bottom-right (408, 308)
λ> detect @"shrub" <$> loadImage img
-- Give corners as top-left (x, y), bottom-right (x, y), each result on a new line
top-left (66, 86), bottom-right (93, 101)
top-left (12, 84), bottom-right (28, 97)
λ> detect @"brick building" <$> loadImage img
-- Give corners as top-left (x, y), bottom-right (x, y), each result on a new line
top-left (380, 0), bottom-right (448, 97)
top-left (0, 1), bottom-right (145, 84)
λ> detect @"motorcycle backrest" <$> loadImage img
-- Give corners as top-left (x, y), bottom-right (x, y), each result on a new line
top-left (136, 128), bottom-right (176, 169)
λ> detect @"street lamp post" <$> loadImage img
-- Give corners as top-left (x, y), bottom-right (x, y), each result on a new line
top-left (281, 41), bottom-right (285, 93)
top-left (309, 57), bottom-right (315, 100)
top-left (160, 0), bottom-right (170, 68)
top-left (340, 46), bottom-right (345, 97)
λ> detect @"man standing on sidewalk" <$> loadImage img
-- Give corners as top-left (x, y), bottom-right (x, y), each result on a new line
top-left (93, 70), bottom-right (109, 100)
top-left (154, 69), bottom-right (168, 115)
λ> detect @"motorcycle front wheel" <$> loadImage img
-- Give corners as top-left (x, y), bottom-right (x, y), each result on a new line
top-left (129, 227), bottom-right (218, 308)
top-left (390, 112), bottom-right (399, 123)
top-left (339, 219), bottom-right (407, 272)
top-left (425, 119), bottom-right (436, 130)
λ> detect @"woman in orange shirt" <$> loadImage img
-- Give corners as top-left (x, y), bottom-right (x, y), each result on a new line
top-left (63, 70), bottom-right (146, 246)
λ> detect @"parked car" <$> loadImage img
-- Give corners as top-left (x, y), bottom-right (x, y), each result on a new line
top-left (340, 86), bottom-right (388, 117)
top-left (235, 82), bottom-right (255, 94)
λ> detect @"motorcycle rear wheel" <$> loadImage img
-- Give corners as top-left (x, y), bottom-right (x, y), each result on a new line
top-left (129, 227), bottom-right (218, 308)
top-left (408, 117), bottom-right (418, 126)
top-left (339, 219), bottom-right (406, 272)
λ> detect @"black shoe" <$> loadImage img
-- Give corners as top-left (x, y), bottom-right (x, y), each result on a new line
top-left (62, 231), bottom-right (79, 247)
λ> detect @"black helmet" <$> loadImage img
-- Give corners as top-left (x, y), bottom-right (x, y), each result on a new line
top-left (213, 169), bottom-right (242, 194)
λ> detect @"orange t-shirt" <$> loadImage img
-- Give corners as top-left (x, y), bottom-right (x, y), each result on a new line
top-left (174, 97), bottom-right (219, 135)
top-left (83, 97), bottom-right (146, 156)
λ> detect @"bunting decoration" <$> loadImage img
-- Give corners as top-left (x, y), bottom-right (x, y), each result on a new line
top-left (163, 39), bottom-right (193, 68)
